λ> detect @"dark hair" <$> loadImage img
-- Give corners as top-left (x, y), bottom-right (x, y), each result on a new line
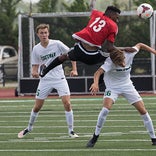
top-left (105, 6), bottom-right (121, 14)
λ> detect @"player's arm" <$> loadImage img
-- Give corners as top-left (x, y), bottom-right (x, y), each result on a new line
top-left (70, 61), bottom-right (78, 77)
top-left (135, 43), bottom-right (156, 55)
top-left (119, 46), bottom-right (139, 53)
top-left (89, 0), bottom-right (96, 11)
top-left (90, 68), bottom-right (104, 95)
top-left (32, 64), bottom-right (39, 78)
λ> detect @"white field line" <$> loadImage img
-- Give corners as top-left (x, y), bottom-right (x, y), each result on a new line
top-left (0, 139), bottom-right (152, 143)
top-left (0, 131), bottom-right (148, 135)
top-left (0, 125), bottom-right (147, 128)
top-left (0, 104), bottom-right (156, 108)
top-left (0, 112), bottom-right (144, 116)
top-left (0, 114), bottom-right (154, 118)
top-left (0, 119), bottom-right (155, 123)
top-left (0, 149), bottom-right (156, 152)
top-left (0, 96), bottom-right (156, 103)
top-left (0, 132), bottom-right (149, 137)
top-left (0, 98), bottom-right (155, 153)
top-left (0, 112), bottom-right (156, 117)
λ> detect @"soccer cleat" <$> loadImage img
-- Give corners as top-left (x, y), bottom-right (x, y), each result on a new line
top-left (18, 128), bottom-right (30, 138)
top-left (151, 138), bottom-right (156, 145)
top-left (69, 131), bottom-right (79, 138)
top-left (39, 64), bottom-right (47, 77)
top-left (86, 133), bottom-right (99, 148)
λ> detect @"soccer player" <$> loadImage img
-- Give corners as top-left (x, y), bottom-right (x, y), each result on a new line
top-left (39, 0), bottom-right (122, 77)
top-left (86, 43), bottom-right (156, 147)
top-left (18, 24), bottom-right (79, 139)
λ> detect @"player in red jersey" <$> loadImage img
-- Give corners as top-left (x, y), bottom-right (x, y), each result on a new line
top-left (39, 0), bottom-right (122, 77)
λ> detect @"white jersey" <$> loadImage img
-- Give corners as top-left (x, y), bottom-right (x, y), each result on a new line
top-left (31, 39), bottom-right (69, 79)
top-left (101, 46), bottom-right (139, 89)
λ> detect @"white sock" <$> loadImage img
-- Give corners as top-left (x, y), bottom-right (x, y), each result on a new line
top-left (95, 107), bottom-right (109, 136)
top-left (65, 110), bottom-right (73, 134)
top-left (27, 109), bottom-right (39, 131)
top-left (141, 112), bottom-right (156, 138)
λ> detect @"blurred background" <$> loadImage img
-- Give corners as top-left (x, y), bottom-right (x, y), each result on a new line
top-left (0, 0), bottom-right (155, 95)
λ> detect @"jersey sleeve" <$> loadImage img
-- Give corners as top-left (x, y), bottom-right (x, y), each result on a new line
top-left (132, 46), bottom-right (139, 52)
top-left (57, 40), bottom-right (69, 54)
top-left (31, 47), bottom-right (40, 65)
top-left (101, 57), bottom-right (113, 72)
top-left (90, 9), bottom-right (98, 17)
top-left (107, 25), bottom-right (118, 43)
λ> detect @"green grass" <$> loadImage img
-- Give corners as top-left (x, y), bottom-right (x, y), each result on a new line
top-left (0, 96), bottom-right (156, 156)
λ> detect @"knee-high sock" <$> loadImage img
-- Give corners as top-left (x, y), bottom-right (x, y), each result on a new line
top-left (141, 112), bottom-right (156, 138)
top-left (95, 107), bottom-right (109, 136)
top-left (65, 110), bottom-right (74, 134)
top-left (27, 109), bottom-right (39, 131)
top-left (44, 57), bottom-right (63, 75)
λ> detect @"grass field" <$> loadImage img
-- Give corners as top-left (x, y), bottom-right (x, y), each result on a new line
top-left (0, 95), bottom-right (156, 156)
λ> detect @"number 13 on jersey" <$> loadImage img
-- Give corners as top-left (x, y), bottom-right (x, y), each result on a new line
top-left (89, 17), bottom-right (106, 32)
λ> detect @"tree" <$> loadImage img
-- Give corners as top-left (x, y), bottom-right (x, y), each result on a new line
top-left (36, 0), bottom-right (89, 47)
top-left (37, 0), bottom-right (58, 12)
top-left (0, 0), bottom-right (21, 48)
top-left (112, 0), bottom-right (153, 58)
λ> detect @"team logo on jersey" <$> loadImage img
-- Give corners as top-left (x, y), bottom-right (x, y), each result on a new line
top-left (116, 66), bottom-right (131, 72)
top-left (41, 53), bottom-right (56, 61)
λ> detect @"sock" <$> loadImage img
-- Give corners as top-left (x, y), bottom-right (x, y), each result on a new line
top-left (27, 109), bottom-right (39, 131)
top-left (95, 107), bottom-right (109, 136)
top-left (65, 110), bottom-right (74, 134)
top-left (44, 57), bottom-right (63, 75)
top-left (141, 112), bottom-right (156, 139)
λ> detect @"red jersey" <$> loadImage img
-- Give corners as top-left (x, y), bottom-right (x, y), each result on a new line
top-left (72, 9), bottom-right (118, 48)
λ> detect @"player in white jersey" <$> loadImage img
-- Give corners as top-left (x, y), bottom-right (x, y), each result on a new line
top-left (86, 43), bottom-right (156, 147)
top-left (18, 24), bottom-right (79, 139)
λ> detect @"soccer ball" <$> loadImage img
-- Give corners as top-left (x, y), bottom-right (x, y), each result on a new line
top-left (137, 3), bottom-right (153, 19)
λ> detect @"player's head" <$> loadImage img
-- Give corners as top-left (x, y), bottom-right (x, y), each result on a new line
top-left (105, 6), bottom-right (121, 23)
top-left (36, 23), bottom-right (50, 33)
top-left (36, 24), bottom-right (50, 42)
top-left (110, 49), bottom-right (125, 67)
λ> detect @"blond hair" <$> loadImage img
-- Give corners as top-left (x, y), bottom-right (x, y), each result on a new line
top-left (36, 24), bottom-right (50, 33)
top-left (110, 49), bottom-right (125, 67)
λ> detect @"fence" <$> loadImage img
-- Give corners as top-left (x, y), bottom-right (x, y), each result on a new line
top-left (17, 11), bottom-right (156, 95)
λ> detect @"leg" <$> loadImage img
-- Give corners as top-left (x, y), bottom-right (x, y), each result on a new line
top-left (18, 99), bottom-right (45, 138)
top-left (87, 98), bottom-right (113, 147)
top-left (61, 95), bottom-right (79, 138)
top-left (28, 99), bottom-right (45, 130)
top-left (133, 101), bottom-right (156, 145)
top-left (40, 53), bottom-right (69, 77)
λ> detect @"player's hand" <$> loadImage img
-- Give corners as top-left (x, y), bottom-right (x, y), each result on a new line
top-left (32, 72), bottom-right (39, 78)
top-left (39, 64), bottom-right (47, 77)
top-left (89, 83), bottom-right (99, 95)
top-left (70, 70), bottom-right (78, 77)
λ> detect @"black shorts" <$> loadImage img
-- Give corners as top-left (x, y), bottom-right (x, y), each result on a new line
top-left (68, 42), bottom-right (108, 65)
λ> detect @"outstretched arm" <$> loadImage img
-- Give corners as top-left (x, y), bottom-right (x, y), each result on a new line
top-left (118, 43), bottom-right (156, 54)
top-left (90, 68), bottom-right (104, 95)
top-left (135, 43), bottom-right (156, 55)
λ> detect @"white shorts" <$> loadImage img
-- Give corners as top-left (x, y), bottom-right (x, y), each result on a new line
top-left (36, 78), bottom-right (70, 99)
top-left (104, 84), bottom-right (142, 104)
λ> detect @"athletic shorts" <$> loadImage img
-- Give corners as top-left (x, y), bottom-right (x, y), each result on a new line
top-left (104, 84), bottom-right (142, 104)
top-left (35, 78), bottom-right (70, 99)
top-left (68, 42), bottom-right (109, 65)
